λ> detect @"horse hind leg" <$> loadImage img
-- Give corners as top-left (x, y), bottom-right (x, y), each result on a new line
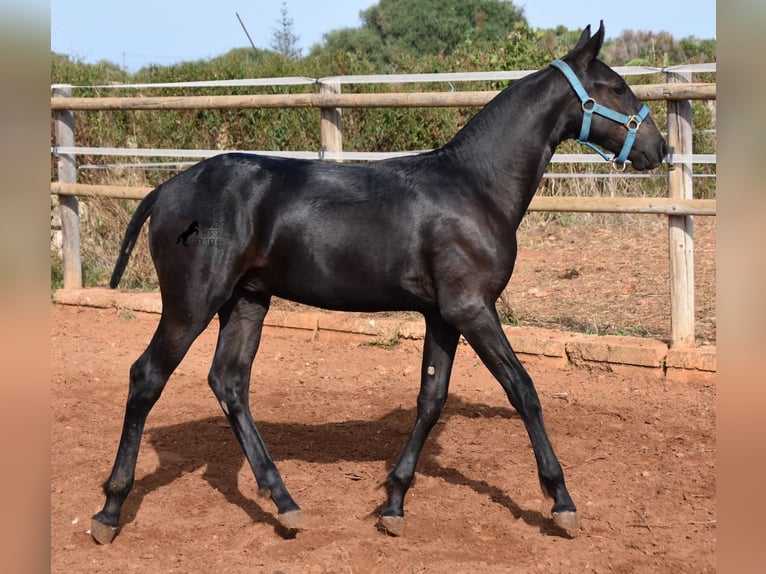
top-left (207, 288), bottom-right (303, 531)
top-left (90, 309), bottom-right (214, 544)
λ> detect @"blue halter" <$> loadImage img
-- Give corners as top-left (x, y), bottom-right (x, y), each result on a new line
top-left (550, 59), bottom-right (650, 168)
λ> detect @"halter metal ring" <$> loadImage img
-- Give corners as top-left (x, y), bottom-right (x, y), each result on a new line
top-left (611, 159), bottom-right (628, 172)
top-left (581, 98), bottom-right (596, 112)
top-left (625, 115), bottom-right (641, 131)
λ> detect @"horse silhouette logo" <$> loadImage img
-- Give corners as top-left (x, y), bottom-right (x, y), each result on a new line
top-left (176, 221), bottom-right (199, 246)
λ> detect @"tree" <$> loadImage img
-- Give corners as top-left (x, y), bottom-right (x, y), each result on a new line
top-left (602, 30), bottom-right (680, 66)
top-left (319, 0), bottom-right (525, 65)
top-left (271, 2), bottom-right (302, 59)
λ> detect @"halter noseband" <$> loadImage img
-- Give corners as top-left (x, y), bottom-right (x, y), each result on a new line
top-left (550, 59), bottom-right (649, 169)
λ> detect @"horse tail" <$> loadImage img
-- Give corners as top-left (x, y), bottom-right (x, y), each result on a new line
top-left (109, 186), bottom-right (161, 288)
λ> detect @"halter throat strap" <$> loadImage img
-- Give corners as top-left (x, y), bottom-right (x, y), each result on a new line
top-left (550, 59), bottom-right (649, 167)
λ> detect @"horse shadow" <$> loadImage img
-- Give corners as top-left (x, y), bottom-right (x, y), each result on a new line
top-left (120, 394), bottom-right (569, 538)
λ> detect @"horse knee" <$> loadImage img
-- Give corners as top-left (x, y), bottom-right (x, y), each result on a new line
top-left (417, 389), bottom-right (446, 418)
top-left (208, 370), bottom-right (248, 415)
top-left (508, 384), bottom-right (543, 421)
top-left (416, 377), bottom-right (448, 418)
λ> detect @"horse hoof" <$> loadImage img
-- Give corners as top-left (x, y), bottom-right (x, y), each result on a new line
top-left (278, 509), bottom-right (304, 530)
top-left (552, 510), bottom-right (579, 531)
top-left (90, 518), bottom-right (118, 544)
top-left (378, 514), bottom-right (404, 536)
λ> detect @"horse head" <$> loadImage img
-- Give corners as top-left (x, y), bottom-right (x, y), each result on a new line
top-left (555, 22), bottom-right (667, 170)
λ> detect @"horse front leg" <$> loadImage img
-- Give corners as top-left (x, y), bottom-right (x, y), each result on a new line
top-left (449, 302), bottom-right (579, 532)
top-left (378, 313), bottom-right (460, 536)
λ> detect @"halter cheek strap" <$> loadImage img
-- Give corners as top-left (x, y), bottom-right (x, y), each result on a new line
top-left (550, 59), bottom-right (650, 168)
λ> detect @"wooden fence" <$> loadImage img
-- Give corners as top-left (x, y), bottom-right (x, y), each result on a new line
top-left (50, 71), bottom-right (716, 348)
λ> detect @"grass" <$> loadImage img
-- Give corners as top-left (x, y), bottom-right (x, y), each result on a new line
top-left (50, 250), bottom-right (63, 292)
top-left (496, 292), bottom-right (520, 326)
top-left (119, 307), bottom-right (137, 321)
top-left (363, 328), bottom-right (403, 349)
top-left (50, 250), bottom-right (123, 290)
top-left (612, 324), bottom-right (652, 338)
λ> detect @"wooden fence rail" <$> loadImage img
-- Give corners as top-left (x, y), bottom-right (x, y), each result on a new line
top-left (50, 77), bottom-right (716, 348)
top-left (50, 182), bottom-right (716, 216)
top-left (49, 82), bottom-right (715, 111)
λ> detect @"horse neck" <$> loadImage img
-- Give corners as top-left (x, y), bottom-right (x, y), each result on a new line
top-left (440, 67), bottom-right (573, 226)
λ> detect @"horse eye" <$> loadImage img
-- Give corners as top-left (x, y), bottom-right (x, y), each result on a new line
top-left (613, 84), bottom-right (627, 95)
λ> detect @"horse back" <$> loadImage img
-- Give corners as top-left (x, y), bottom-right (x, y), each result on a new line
top-left (148, 153), bottom-right (510, 312)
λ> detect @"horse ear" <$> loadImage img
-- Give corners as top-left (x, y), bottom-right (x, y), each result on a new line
top-left (571, 25), bottom-right (592, 53)
top-left (590, 20), bottom-right (606, 55)
top-left (565, 21), bottom-right (605, 68)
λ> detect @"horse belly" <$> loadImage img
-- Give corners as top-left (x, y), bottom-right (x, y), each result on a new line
top-left (260, 233), bottom-right (433, 312)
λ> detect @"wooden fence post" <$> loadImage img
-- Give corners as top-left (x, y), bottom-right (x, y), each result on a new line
top-left (666, 71), bottom-right (695, 347)
top-left (319, 81), bottom-right (343, 158)
top-left (53, 85), bottom-right (82, 289)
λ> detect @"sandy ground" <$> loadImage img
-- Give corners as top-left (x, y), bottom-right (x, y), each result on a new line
top-left (51, 303), bottom-right (715, 573)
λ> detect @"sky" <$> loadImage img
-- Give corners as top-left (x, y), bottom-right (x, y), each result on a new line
top-left (50, 0), bottom-right (716, 72)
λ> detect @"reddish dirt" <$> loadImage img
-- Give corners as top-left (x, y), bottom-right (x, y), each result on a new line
top-left (505, 217), bottom-right (716, 346)
top-left (51, 303), bottom-right (715, 573)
